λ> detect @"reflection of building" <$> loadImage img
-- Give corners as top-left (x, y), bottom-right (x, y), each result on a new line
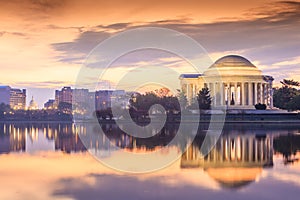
top-left (180, 55), bottom-right (274, 109)
top-left (26, 129), bottom-right (55, 152)
top-left (181, 134), bottom-right (273, 188)
top-left (55, 124), bottom-right (86, 153)
top-left (0, 124), bottom-right (26, 154)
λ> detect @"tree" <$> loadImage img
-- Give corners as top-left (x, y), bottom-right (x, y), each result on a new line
top-left (130, 92), bottom-right (160, 111)
top-left (196, 88), bottom-right (212, 110)
top-left (280, 79), bottom-right (300, 87)
top-left (286, 95), bottom-right (300, 111)
top-left (273, 79), bottom-right (300, 110)
top-left (0, 103), bottom-right (11, 118)
top-left (177, 90), bottom-right (188, 109)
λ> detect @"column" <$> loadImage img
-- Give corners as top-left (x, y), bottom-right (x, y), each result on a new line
top-left (254, 82), bottom-right (258, 105)
top-left (265, 84), bottom-right (269, 106)
top-left (213, 83), bottom-right (217, 106)
top-left (186, 84), bottom-right (189, 100)
top-left (192, 84), bottom-right (195, 99)
top-left (234, 82), bottom-right (238, 106)
top-left (265, 83), bottom-right (269, 105)
top-left (248, 82), bottom-right (253, 106)
top-left (260, 83), bottom-right (263, 104)
top-left (226, 83), bottom-right (230, 106)
top-left (264, 83), bottom-right (267, 104)
top-left (263, 83), bottom-right (266, 104)
top-left (220, 83), bottom-right (224, 106)
top-left (270, 82), bottom-right (274, 109)
top-left (242, 82), bottom-right (246, 106)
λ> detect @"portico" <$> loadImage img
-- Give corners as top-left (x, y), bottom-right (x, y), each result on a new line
top-left (180, 55), bottom-right (274, 109)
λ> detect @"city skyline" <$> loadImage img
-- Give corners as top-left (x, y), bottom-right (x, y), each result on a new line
top-left (1, 0), bottom-right (300, 106)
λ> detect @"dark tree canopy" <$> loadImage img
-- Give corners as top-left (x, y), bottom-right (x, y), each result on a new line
top-left (197, 87), bottom-right (212, 110)
top-left (273, 79), bottom-right (300, 111)
top-left (280, 79), bottom-right (300, 87)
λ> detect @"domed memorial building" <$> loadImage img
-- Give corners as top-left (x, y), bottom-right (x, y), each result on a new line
top-left (180, 55), bottom-right (274, 109)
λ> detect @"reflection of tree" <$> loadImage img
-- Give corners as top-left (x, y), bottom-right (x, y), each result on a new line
top-left (274, 134), bottom-right (300, 165)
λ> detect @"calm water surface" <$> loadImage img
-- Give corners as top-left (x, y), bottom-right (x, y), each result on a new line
top-left (1, 122), bottom-right (300, 200)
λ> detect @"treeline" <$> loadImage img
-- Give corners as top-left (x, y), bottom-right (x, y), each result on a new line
top-left (0, 103), bottom-right (72, 121)
top-left (97, 88), bottom-right (212, 121)
top-left (273, 79), bottom-right (300, 111)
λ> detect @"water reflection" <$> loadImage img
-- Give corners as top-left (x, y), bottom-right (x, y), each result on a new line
top-left (182, 133), bottom-right (274, 188)
top-left (1, 122), bottom-right (300, 199)
top-left (1, 122), bottom-right (300, 157)
top-left (0, 123), bottom-right (86, 154)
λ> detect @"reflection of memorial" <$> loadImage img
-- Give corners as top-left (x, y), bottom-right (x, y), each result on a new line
top-left (181, 134), bottom-right (274, 188)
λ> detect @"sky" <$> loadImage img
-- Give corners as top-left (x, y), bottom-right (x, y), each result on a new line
top-left (0, 0), bottom-right (300, 107)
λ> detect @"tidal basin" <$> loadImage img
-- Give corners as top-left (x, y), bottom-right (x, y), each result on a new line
top-left (1, 122), bottom-right (300, 200)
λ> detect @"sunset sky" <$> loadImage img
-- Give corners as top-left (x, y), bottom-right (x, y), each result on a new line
top-left (1, 0), bottom-right (300, 106)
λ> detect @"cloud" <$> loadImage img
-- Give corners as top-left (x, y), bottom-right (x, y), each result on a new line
top-left (52, 31), bottom-right (111, 63)
top-left (51, 1), bottom-right (300, 69)
top-left (13, 81), bottom-right (73, 88)
top-left (0, 31), bottom-right (26, 37)
top-left (98, 22), bottom-right (132, 30)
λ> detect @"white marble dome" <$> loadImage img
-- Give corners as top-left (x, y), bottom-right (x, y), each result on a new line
top-left (204, 55), bottom-right (262, 76)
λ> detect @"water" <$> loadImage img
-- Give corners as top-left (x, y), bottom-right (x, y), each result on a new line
top-left (0, 122), bottom-right (300, 200)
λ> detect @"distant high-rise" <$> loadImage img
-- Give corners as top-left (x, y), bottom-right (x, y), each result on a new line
top-left (0, 86), bottom-right (11, 105)
top-left (95, 90), bottom-right (126, 110)
top-left (0, 86), bottom-right (26, 109)
top-left (55, 87), bottom-right (73, 105)
top-left (10, 88), bottom-right (26, 110)
top-left (44, 99), bottom-right (56, 109)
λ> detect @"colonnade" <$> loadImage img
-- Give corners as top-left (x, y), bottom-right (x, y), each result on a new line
top-left (185, 81), bottom-right (273, 108)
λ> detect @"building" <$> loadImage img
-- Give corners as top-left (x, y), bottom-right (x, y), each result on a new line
top-left (28, 96), bottom-right (38, 110)
top-left (180, 55), bottom-right (274, 109)
top-left (0, 86), bottom-right (26, 110)
top-left (95, 90), bottom-right (114, 110)
top-left (0, 86), bottom-right (11, 105)
top-left (44, 99), bottom-right (56, 109)
top-left (55, 87), bottom-right (73, 105)
top-left (95, 90), bottom-right (126, 110)
top-left (9, 88), bottom-right (26, 110)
